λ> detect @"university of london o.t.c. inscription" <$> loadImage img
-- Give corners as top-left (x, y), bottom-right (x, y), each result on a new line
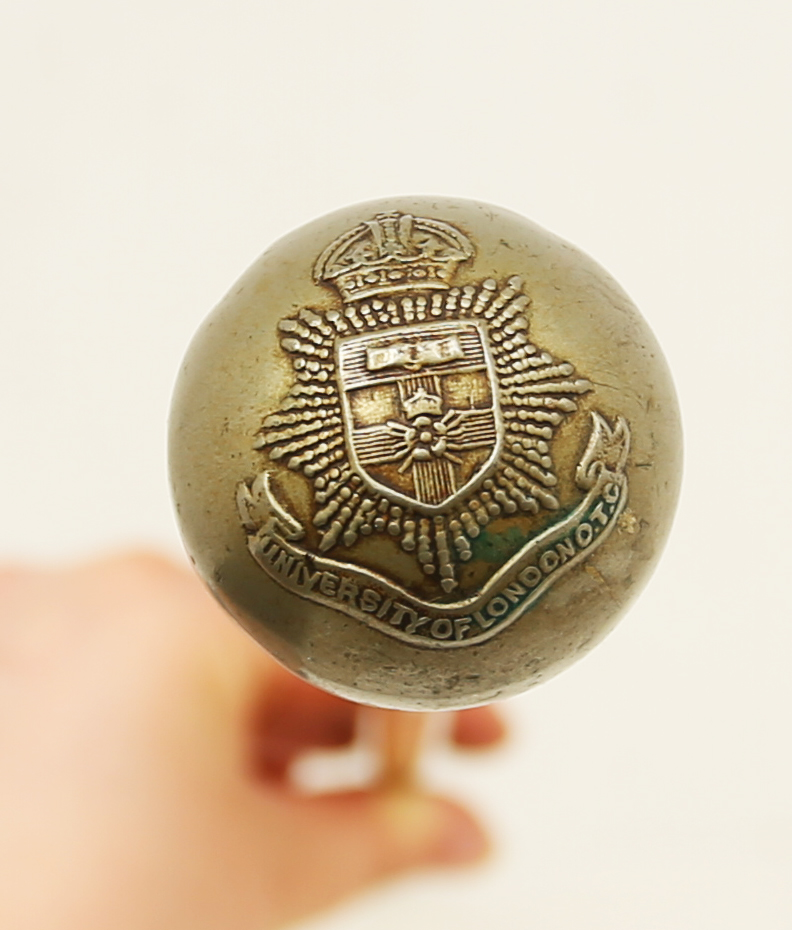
top-left (236, 211), bottom-right (631, 647)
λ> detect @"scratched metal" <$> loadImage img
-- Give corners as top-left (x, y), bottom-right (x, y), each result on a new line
top-left (169, 197), bottom-right (681, 710)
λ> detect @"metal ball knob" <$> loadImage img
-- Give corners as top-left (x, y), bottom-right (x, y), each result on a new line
top-left (169, 197), bottom-right (681, 711)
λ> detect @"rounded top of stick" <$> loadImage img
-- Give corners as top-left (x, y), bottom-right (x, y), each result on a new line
top-left (169, 196), bottom-right (681, 710)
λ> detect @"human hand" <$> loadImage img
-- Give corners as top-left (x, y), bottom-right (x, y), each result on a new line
top-left (0, 553), bottom-right (504, 930)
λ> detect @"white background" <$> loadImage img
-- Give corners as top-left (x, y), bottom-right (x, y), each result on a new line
top-left (1, 2), bottom-right (790, 927)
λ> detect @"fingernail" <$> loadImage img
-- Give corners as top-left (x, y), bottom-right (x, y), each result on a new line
top-left (432, 802), bottom-right (489, 864)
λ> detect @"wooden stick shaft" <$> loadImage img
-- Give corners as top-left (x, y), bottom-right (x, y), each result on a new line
top-left (377, 709), bottom-right (429, 790)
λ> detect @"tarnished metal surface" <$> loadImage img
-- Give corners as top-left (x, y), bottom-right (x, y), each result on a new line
top-left (169, 197), bottom-right (682, 710)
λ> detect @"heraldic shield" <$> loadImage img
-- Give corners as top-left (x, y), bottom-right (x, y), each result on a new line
top-left (336, 319), bottom-right (502, 512)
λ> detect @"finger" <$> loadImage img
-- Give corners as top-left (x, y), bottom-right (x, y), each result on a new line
top-left (248, 668), bottom-right (357, 780)
top-left (266, 789), bottom-right (489, 927)
top-left (451, 706), bottom-right (507, 749)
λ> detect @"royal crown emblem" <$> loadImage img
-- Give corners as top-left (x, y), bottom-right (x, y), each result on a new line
top-left (314, 211), bottom-right (475, 302)
top-left (237, 212), bottom-right (631, 645)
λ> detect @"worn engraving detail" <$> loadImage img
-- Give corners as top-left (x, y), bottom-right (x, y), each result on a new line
top-left (237, 211), bottom-right (631, 645)
top-left (338, 319), bottom-right (501, 512)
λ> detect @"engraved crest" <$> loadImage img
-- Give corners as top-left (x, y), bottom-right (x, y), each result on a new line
top-left (337, 320), bottom-right (501, 511)
top-left (237, 211), bottom-right (631, 644)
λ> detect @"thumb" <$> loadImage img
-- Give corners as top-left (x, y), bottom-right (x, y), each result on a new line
top-left (268, 789), bottom-right (489, 926)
